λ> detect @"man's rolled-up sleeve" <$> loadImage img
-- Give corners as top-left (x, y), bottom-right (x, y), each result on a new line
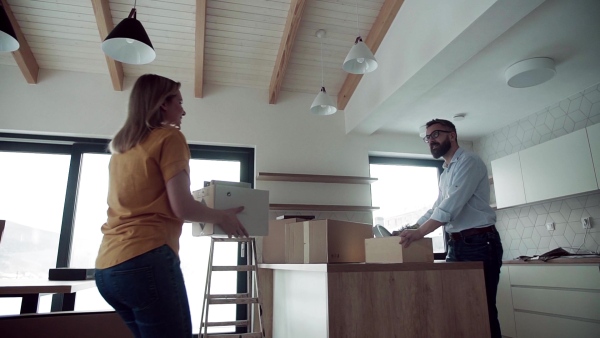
top-left (418, 190), bottom-right (442, 225)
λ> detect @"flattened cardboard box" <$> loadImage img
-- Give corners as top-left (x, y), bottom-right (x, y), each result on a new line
top-left (286, 219), bottom-right (373, 263)
top-left (365, 237), bottom-right (434, 263)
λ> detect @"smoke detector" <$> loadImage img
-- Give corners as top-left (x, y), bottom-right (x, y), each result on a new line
top-left (453, 113), bottom-right (466, 121)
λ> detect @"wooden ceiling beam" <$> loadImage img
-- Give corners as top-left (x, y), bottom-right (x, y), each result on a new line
top-left (194, 0), bottom-right (206, 98)
top-left (337, 0), bottom-right (405, 110)
top-left (268, 0), bottom-right (307, 104)
top-left (1, 0), bottom-right (39, 84)
top-left (91, 0), bottom-right (123, 91)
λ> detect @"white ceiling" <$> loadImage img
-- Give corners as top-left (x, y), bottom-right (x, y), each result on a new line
top-left (1, 0), bottom-right (599, 141)
top-left (351, 0), bottom-right (600, 140)
top-left (0, 0), bottom-right (383, 95)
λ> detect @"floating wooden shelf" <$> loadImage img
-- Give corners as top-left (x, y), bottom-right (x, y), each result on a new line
top-left (257, 172), bottom-right (377, 184)
top-left (269, 204), bottom-right (379, 211)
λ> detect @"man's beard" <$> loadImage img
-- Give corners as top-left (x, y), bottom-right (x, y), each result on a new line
top-left (430, 138), bottom-right (451, 159)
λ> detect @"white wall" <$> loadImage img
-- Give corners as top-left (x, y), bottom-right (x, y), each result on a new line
top-left (0, 65), bottom-right (430, 221)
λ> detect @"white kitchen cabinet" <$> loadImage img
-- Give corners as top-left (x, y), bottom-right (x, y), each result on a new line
top-left (587, 123), bottom-right (600, 185)
top-left (491, 153), bottom-right (527, 208)
top-left (514, 312), bottom-right (600, 338)
top-left (505, 263), bottom-right (600, 338)
top-left (496, 266), bottom-right (517, 337)
top-left (519, 128), bottom-right (598, 203)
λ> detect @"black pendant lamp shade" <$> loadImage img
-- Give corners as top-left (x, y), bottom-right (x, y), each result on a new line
top-left (102, 8), bottom-right (155, 64)
top-left (0, 3), bottom-right (19, 52)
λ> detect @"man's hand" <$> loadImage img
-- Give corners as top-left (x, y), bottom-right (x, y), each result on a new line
top-left (399, 229), bottom-right (424, 248)
top-left (391, 223), bottom-right (418, 236)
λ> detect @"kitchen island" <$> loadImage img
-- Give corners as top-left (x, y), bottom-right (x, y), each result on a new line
top-left (258, 261), bottom-right (490, 338)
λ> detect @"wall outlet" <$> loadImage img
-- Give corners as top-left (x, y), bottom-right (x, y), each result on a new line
top-left (581, 217), bottom-right (592, 229)
top-left (546, 222), bottom-right (555, 231)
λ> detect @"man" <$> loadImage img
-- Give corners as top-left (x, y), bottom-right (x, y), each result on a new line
top-left (399, 118), bottom-right (503, 338)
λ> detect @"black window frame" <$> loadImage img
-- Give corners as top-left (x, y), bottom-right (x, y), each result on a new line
top-left (369, 156), bottom-right (447, 260)
top-left (0, 132), bottom-right (254, 333)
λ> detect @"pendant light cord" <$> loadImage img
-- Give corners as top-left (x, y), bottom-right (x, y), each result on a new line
top-left (320, 38), bottom-right (324, 87)
top-left (355, 0), bottom-right (360, 37)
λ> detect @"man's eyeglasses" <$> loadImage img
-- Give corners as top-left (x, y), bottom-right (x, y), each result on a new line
top-left (423, 130), bottom-right (452, 143)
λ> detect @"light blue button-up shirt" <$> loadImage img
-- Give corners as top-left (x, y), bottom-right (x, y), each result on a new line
top-left (417, 147), bottom-right (496, 233)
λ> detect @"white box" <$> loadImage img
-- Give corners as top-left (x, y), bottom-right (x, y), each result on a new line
top-left (191, 183), bottom-right (269, 237)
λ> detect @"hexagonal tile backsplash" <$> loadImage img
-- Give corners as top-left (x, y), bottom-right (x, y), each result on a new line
top-left (474, 82), bottom-right (600, 260)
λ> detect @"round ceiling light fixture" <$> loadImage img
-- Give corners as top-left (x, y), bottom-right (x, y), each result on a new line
top-left (505, 57), bottom-right (556, 88)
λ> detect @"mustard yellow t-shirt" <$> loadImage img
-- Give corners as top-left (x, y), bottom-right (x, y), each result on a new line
top-left (96, 127), bottom-right (191, 269)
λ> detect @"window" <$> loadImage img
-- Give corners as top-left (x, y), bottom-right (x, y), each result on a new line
top-left (0, 148), bottom-right (71, 315)
top-left (369, 157), bottom-right (446, 258)
top-left (0, 134), bottom-right (254, 335)
top-left (70, 151), bottom-right (112, 312)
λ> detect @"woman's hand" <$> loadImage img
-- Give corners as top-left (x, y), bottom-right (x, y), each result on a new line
top-left (166, 171), bottom-right (249, 237)
top-left (217, 206), bottom-right (249, 238)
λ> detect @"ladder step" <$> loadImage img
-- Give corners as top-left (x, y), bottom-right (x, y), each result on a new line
top-left (202, 319), bottom-right (249, 327)
top-left (212, 265), bottom-right (256, 271)
top-left (212, 237), bottom-right (254, 242)
top-left (208, 293), bottom-right (249, 299)
top-left (200, 333), bottom-right (263, 338)
top-left (209, 297), bottom-right (259, 305)
top-left (201, 238), bottom-right (263, 338)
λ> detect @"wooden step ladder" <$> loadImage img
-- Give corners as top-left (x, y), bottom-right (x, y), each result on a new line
top-left (200, 237), bottom-right (265, 338)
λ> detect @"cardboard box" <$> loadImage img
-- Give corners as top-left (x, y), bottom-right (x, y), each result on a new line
top-left (365, 237), bottom-right (434, 263)
top-left (191, 182), bottom-right (269, 236)
top-left (287, 219), bottom-right (373, 263)
top-left (262, 218), bottom-right (310, 263)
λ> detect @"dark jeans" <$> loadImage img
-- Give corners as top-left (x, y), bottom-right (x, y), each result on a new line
top-left (95, 245), bottom-right (192, 338)
top-left (446, 228), bottom-right (503, 338)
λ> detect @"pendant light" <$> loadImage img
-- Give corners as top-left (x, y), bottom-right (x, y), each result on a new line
top-left (0, 3), bottom-right (19, 52)
top-left (102, 1), bottom-right (155, 65)
top-left (342, 0), bottom-right (378, 74)
top-left (310, 29), bottom-right (337, 116)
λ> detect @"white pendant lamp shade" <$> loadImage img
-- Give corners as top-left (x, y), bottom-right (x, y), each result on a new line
top-left (102, 8), bottom-right (155, 65)
top-left (311, 29), bottom-right (337, 116)
top-left (505, 57), bottom-right (555, 88)
top-left (311, 87), bottom-right (337, 115)
top-left (418, 125), bottom-right (426, 138)
top-left (343, 37), bottom-right (378, 74)
top-left (0, 4), bottom-right (19, 52)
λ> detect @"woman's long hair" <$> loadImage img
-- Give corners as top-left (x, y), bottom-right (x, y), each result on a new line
top-left (110, 74), bottom-right (181, 154)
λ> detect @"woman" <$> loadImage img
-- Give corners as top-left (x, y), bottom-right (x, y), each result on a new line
top-left (95, 74), bottom-right (248, 338)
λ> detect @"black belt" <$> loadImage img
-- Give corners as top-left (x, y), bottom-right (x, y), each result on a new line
top-left (448, 225), bottom-right (496, 241)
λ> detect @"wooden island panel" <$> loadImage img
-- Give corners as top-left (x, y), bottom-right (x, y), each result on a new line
top-left (259, 262), bottom-right (490, 338)
top-left (327, 269), bottom-right (490, 338)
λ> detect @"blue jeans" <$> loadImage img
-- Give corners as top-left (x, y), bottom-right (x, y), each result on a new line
top-left (95, 245), bottom-right (192, 338)
top-left (446, 228), bottom-right (503, 338)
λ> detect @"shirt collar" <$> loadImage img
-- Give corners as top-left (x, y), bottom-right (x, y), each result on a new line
top-left (443, 147), bottom-right (464, 169)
